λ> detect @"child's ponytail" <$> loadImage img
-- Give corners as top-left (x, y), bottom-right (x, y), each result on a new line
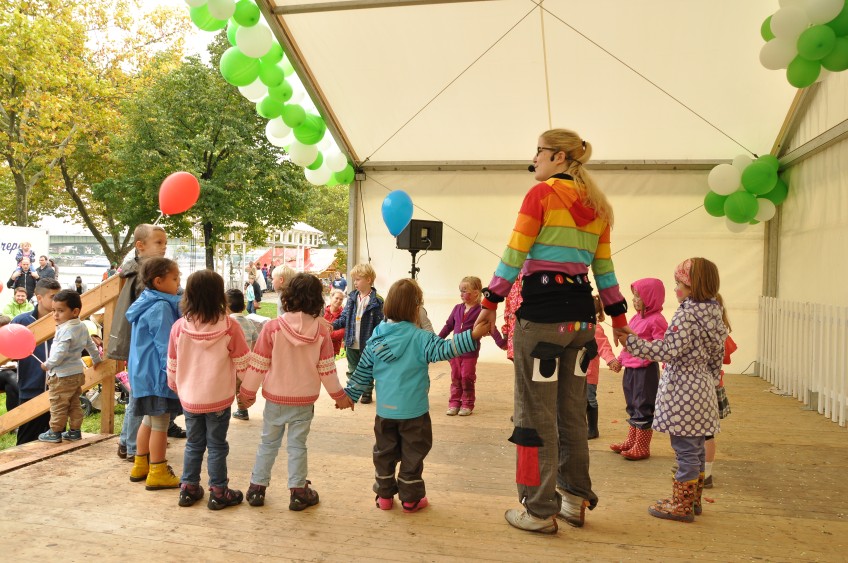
top-left (715, 293), bottom-right (732, 333)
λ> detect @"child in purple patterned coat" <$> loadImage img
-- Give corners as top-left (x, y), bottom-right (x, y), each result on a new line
top-left (616, 257), bottom-right (729, 523)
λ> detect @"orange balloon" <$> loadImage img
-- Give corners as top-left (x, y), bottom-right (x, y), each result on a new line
top-left (159, 172), bottom-right (200, 215)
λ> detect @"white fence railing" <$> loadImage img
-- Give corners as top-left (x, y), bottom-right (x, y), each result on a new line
top-left (758, 297), bottom-right (848, 427)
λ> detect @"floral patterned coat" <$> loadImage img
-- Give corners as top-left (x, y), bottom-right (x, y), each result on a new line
top-left (624, 298), bottom-right (727, 437)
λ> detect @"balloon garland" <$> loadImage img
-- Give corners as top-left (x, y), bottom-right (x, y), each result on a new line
top-left (185, 0), bottom-right (355, 186)
top-left (760, 0), bottom-right (848, 88)
top-left (704, 155), bottom-right (788, 232)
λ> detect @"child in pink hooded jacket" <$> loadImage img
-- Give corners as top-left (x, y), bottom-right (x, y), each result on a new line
top-left (608, 278), bottom-right (666, 460)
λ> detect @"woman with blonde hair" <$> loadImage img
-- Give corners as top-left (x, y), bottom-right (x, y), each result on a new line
top-left (476, 128), bottom-right (628, 534)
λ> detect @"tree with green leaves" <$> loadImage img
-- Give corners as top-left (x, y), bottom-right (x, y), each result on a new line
top-left (101, 33), bottom-right (313, 269)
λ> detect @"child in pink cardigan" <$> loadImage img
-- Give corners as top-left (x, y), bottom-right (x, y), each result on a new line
top-left (586, 295), bottom-right (621, 440)
top-left (239, 273), bottom-right (353, 511)
top-left (167, 270), bottom-right (251, 510)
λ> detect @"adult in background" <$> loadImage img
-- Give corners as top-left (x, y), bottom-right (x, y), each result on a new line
top-left (103, 263), bottom-right (118, 281)
top-left (7, 257), bottom-right (38, 300)
top-left (331, 271), bottom-right (347, 293)
top-left (72, 276), bottom-right (87, 294)
top-left (323, 288), bottom-right (346, 356)
top-left (35, 255), bottom-right (56, 280)
top-left (474, 129), bottom-right (628, 534)
top-left (49, 259), bottom-right (59, 281)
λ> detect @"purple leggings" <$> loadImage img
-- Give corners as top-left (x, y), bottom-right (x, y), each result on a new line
top-left (448, 356), bottom-right (478, 409)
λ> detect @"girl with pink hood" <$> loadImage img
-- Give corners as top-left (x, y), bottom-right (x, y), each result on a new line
top-left (609, 278), bottom-right (667, 460)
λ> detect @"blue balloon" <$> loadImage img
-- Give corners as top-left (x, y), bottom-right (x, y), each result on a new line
top-left (381, 190), bottom-right (414, 237)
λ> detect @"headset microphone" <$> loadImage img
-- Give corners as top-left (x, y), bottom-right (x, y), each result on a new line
top-left (527, 164), bottom-right (536, 172)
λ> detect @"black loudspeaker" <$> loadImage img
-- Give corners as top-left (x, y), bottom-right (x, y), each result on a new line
top-left (396, 220), bottom-right (443, 251)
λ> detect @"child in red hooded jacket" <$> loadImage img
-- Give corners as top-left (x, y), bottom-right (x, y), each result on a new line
top-left (609, 278), bottom-right (667, 460)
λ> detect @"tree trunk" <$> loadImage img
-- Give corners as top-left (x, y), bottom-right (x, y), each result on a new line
top-left (13, 171), bottom-right (28, 226)
top-left (204, 221), bottom-right (214, 270)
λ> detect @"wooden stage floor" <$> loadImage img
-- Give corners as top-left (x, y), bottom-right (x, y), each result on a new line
top-left (1, 361), bottom-right (846, 562)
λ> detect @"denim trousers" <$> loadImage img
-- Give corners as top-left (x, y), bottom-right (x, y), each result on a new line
top-left (511, 317), bottom-right (596, 519)
top-left (119, 388), bottom-right (143, 456)
top-left (671, 435), bottom-right (706, 482)
top-left (587, 383), bottom-right (598, 409)
top-left (346, 348), bottom-right (370, 392)
top-left (250, 402), bottom-right (314, 489)
top-left (182, 408), bottom-right (232, 488)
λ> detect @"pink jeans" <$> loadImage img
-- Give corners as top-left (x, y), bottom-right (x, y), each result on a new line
top-left (448, 356), bottom-right (478, 409)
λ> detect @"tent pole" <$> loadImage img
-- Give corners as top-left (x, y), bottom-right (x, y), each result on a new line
top-left (272, 0), bottom-right (495, 15)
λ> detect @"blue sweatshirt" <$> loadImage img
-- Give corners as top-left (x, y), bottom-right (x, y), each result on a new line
top-left (126, 289), bottom-right (182, 400)
top-left (344, 320), bottom-right (477, 419)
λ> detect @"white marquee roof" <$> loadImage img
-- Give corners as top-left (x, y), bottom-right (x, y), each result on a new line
top-left (260, 0), bottom-right (798, 166)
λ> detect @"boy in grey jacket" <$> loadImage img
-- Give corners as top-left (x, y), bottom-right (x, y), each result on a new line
top-left (38, 290), bottom-right (102, 443)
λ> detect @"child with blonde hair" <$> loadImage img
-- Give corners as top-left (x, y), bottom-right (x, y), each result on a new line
top-left (439, 276), bottom-right (505, 416)
top-left (344, 279), bottom-right (491, 512)
top-left (617, 257), bottom-right (729, 522)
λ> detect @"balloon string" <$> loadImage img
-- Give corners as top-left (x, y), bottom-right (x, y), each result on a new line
top-left (153, 212), bottom-right (163, 226)
top-left (31, 353), bottom-right (44, 363)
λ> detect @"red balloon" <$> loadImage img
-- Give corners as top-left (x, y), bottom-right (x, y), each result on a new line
top-left (159, 172), bottom-right (200, 215)
top-left (0, 324), bottom-right (37, 360)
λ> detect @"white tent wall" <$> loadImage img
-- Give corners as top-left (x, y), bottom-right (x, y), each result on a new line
top-left (355, 168), bottom-right (761, 372)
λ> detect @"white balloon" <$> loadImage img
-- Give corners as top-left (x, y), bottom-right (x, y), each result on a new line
top-left (237, 78), bottom-right (267, 102)
top-left (778, 0), bottom-right (805, 7)
top-left (732, 154), bottom-right (753, 171)
top-left (236, 23), bottom-right (273, 59)
top-left (266, 117), bottom-right (292, 139)
top-left (708, 164), bottom-right (742, 196)
top-left (725, 217), bottom-right (748, 233)
top-left (318, 131), bottom-right (334, 151)
top-left (206, 0), bottom-right (235, 20)
top-left (185, 0), bottom-right (207, 7)
top-left (770, 7), bottom-right (810, 40)
top-left (805, 0), bottom-right (845, 25)
top-left (759, 38), bottom-right (798, 70)
top-left (268, 130), bottom-right (295, 148)
top-left (325, 150), bottom-right (348, 173)
top-left (304, 165), bottom-right (333, 186)
top-left (755, 199), bottom-right (777, 222)
top-left (288, 141), bottom-right (319, 167)
top-left (288, 89), bottom-right (305, 105)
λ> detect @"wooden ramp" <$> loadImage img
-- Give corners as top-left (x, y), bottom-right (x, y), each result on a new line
top-left (1, 361), bottom-right (846, 562)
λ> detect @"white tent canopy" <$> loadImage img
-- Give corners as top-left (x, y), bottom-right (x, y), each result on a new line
top-left (257, 0), bottom-right (846, 375)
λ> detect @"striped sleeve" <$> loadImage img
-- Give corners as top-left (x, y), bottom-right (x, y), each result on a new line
top-left (423, 329), bottom-right (476, 363)
top-left (591, 224), bottom-right (627, 323)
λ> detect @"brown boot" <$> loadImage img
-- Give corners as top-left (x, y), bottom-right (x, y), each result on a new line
top-left (648, 479), bottom-right (697, 522)
top-left (621, 428), bottom-right (653, 460)
top-left (609, 426), bottom-right (636, 453)
top-left (693, 472), bottom-right (705, 516)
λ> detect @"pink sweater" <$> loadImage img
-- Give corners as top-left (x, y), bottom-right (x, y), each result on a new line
top-left (618, 278), bottom-right (667, 369)
top-left (167, 316), bottom-right (251, 414)
top-left (587, 324), bottom-right (617, 385)
top-left (240, 312), bottom-right (346, 406)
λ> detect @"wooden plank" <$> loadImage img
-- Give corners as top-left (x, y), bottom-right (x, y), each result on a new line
top-left (99, 298), bottom-right (118, 434)
top-left (0, 433), bottom-right (113, 475)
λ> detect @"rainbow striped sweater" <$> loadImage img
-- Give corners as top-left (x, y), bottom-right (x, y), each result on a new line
top-left (484, 174), bottom-right (627, 326)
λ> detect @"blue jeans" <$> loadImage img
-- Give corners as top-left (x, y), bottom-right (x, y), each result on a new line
top-left (586, 383), bottom-right (598, 408)
top-left (250, 403), bottom-right (314, 489)
top-left (119, 389), bottom-right (143, 456)
top-left (671, 435), bottom-right (706, 482)
top-left (182, 408), bottom-right (231, 488)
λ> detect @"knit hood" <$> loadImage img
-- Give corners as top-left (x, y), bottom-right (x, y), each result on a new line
top-left (125, 289), bottom-right (181, 324)
top-left (279, 312), bottom-right (321, 347)
top-left (632, 278), bottom-right (665, 318)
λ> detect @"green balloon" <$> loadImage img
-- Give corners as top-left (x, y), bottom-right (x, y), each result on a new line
top-left (281, 57), bottom-right (295, 77)
top-left (281, 104), bottom-right (306, 128)
top-left (786, 56), bottom-right (821, 88)
top-left (756, 154), bottom-right (780, 171)
top-left (826, 1), bottom-right (848, 36)
top-left (749, 219), bottom-right (760, 225)
top-left (256, 96), bottom-right (284, 119)
top-left (219, 47), bottom-right (260, 87)
top-left (267, 80), bottom-right (293, 103)
top-left (226, 21), bottom-right (239, 46)
top-left (797, 25), bottom-right (837, 61)
top-left (724, 191), bottom-right (758, 223)
top-left (741, 161), bottom-right (778, 195)
top-left (326, 172), bottom-right (340, 186)
top-left (261, 43), bottom-right (285, 66)
top-left (190, 5), bottom-right (227, 32)
top-left (761, 15), bottom-right (775, 42)
top-left (704, 191), bottom-right (728, 217)
top-left (336, 164), bottom-right (355, 185)
top-left (761, 177), bottom-right (789, 206)
top-left (258, 60), bottom-right (285, 87)
top-left (293, 114), bottom-right (326, 145)
top-left (233, 0), bottom-right (261, 27)
top-left (306, 152), bottom-right (324, 170)
top-left (822, 36), bottom-right (848, 71)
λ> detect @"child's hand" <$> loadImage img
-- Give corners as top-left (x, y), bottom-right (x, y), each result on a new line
top-left (613, 325), bottom-right (634, 347)
top-left (238, 392), bottom-right (256, 408)
top-left (335, 395), bottom-right (355, 411)
top-left (608, 359), bottom-right (622, 373)
top-left (471, 320), bottom-right (491, 340)
top-left (40, 363), bottom-right (48, 372)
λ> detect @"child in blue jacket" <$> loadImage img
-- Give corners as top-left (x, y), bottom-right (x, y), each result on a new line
top-left (343, 279), bottom-right (491, 513)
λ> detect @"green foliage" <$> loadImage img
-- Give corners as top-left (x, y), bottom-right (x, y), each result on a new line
top-left (299, 183), bottom-right (349, 247)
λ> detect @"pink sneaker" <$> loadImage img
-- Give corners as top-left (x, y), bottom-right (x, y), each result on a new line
top-left (375, 495), bottom-right (394, 510)
top-left (402, 497), bottom-right (429, 513)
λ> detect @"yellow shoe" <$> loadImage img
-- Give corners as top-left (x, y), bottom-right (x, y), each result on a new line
top-left (145, 461), bottom-right (180, 490)
top-left (129, 453), bottom-right (149, 482)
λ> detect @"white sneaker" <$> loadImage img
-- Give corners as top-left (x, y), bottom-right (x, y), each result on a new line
top-left (556, 487), bottom-right (589, 527)
top-left (458, 407), bottom-right (472, 416)
top-left (446, 407), bottom-right (459, 416)
top-left (504, 509), bottom-right (558, 534)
